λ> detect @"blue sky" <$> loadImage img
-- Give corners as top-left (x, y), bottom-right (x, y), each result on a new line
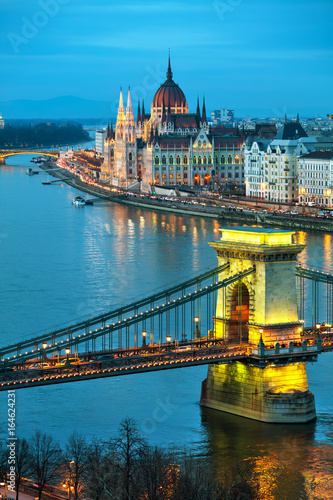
top-left (0, 0), bottom-right (332, 117)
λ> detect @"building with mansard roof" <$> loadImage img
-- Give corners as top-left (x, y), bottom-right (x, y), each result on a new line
top-left (100, 56), bottom-right (276, 190)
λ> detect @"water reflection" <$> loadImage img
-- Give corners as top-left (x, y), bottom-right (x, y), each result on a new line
top-left (201, 407), bottom-right (333, 499)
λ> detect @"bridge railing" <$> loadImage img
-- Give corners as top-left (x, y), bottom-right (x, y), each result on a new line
top-left (1, 266), bottom-right (255, 368)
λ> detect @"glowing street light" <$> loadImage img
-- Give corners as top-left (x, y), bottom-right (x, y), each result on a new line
top-left (166, 335), bottom-right (171, 353)
top-left (142, 331), bottom-right (147, 348)
top-left (194, 317), bottom-right (201, 339)
top-left (65, 348), bottom-right (70, 363)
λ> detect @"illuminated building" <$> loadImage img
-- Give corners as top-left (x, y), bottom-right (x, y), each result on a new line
top-left (100, 56), bottom-right (276, 189)
top-left (298, 151), bottom-right (333, 207)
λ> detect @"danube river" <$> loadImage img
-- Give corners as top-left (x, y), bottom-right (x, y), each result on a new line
top-left (0, 155), bottom-right (332, 499)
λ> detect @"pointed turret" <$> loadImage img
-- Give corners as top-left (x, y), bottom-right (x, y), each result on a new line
top-left (107, 122), bottom-right (110, 140)
top-left (284, 113), bottom-right (288, 124)
top-left (141, 100), bottom-right (146, 123)
top-left (297, 113), bottom-right (300, 123)
top-left (166, 50), bottom-right (173, 81)
top-left (137, 100), bottom-right (141, 124)
top-left (110, 122), bottom-right (114, 140)
top-left (196, 97), bottom-right (201, 116)
top-left (124, 87), bottom-right (135, 141)
top-left (201, 97), bottom-right (207, 123)
top-left (116, 88), bottom-right (126, 139)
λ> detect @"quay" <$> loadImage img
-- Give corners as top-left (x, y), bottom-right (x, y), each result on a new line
top-left (40, 161), bottom-right (333, 233)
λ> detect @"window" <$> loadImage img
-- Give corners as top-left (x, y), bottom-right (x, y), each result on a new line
top-left (235, 155), bottom-right (240, 164)
top-left (169, 156), bottom-right (173, 165)
top-left (129, 152), bottom-right (133, 161)
top-left (162, 156), bottom-right (166, 165)
top-left (208, 156), bottom-right (212, 164)
top-left (221, 155), bottom-right (225, 164)
top-left (193, 156), bottom-right (197, 164)
top-left (183, 156), bottom-right (188, 165)
top-left (176, 156), bottom-right (181, 165)
top-left (198, 141), bottom-right (202, 148)
top-left (228, 155), bottom-right (232, 164)
top-left (203, 156), bottom-right (207, 164)
top-left (155, 156), bottom-right (160, 165)
top-left (203, 141), bottom-right (207, 148)
top-left (198, 156), bottom-right (202, 164)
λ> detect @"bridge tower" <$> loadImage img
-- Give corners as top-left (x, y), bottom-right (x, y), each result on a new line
top-left (200, 227), bottom-right (316, 423)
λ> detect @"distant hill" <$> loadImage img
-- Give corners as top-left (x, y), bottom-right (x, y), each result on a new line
top-left (0, 96), bottom-right (116, 121)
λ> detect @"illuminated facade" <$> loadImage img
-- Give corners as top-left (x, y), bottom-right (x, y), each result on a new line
top-left (298, 151), bottom-right (333, 207)
top-left (100, 56), bottom-right (250, 189)
top-left (201, 226), bottom-right (316, 423)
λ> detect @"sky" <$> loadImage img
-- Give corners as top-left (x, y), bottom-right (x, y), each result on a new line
top-left (0, 0), bottom-right (332, 118)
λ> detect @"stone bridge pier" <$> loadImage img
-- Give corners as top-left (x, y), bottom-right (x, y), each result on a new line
top-left (200, 227), bottom-right (316, 423)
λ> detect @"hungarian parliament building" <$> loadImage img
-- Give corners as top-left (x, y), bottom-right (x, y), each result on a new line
top-left (97, 57), bottom-right (276, 189)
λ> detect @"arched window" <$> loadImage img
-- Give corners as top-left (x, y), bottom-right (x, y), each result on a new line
top-left (203, 156), bottom-right (207, 164)
top-left (129, 152), bottom-right (133, 161)
top-left (198, 141), bottom-right (202, 148)
top-left (203, 141), bottom-right (207, 148)
top-left (215, 156), bottom-right (219, 164)
top-left (162, 156), bottom-right (166, 165)
top-left (235, 155), bottom-right (240, 164)
top-left (169, 156), bottom-right (173, 165)
top-left (228, 155), bottom-right (232, 164)
top-left (176, 156), bottom-right (181, 165)
top-left (221, 155), bottom-right (225, 164)
top-left (242, 155), bottom-right (244, 164)
top-left (184, 156), bottom-right (188, 165)
top-left (155, 156), bottom-right (160, 165)
top-left (198, 156), bottom-right (202, 164)
top-left (193, 156), bottom-right (197, 164)
top-left (208, 156), bottom-right (212, 164)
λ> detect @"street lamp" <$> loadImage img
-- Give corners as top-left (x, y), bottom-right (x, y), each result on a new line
top-left (166, 336), bottom-right (171, 353)
top-left (142, 331), bottom-right (147, 348)
top-left (194, 317), bottom-right (201, 340)
top-left (65, 348), bottom-right (70, 364)
top-left (42, 342), bottom-right (48, 362)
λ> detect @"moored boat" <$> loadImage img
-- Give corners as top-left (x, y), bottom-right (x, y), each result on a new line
top-left (72, 195), bottom-right (86, 206)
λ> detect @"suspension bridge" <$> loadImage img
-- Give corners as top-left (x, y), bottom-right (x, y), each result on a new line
top-left (0, 227), bottom-right (332, 423)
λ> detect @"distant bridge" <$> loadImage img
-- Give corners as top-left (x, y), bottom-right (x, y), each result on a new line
top-left (0, 149), bottom-right (59, 164)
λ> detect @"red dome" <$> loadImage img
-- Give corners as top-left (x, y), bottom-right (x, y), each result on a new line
top-left (152, 57), bottom-right (187, 109)
top-left (153, 80), bottom-right (187, 108)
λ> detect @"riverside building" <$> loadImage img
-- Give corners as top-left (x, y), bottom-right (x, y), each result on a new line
top-left (99, 56), bottom-right (276, 190)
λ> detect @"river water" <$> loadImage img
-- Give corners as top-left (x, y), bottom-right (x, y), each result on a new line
top-left (0, 154), bottom-right (332, 499)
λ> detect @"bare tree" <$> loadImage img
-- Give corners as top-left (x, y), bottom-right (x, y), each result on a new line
top-left (112, 417), bottom-right (147, 500)
top-left (138, 445), bottom-right (178, 500)
top-left (64, 432), bottom-right (88, 500)
top-left (14, 438), bottom-right (30, 500)
top-left (28, 430), bottom-right (62, 500)
top-left (84, 439), bottom-right (120, 500)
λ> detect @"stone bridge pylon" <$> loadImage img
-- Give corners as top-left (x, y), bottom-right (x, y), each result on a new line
top-left (200, 227), bottom-right (316, 423)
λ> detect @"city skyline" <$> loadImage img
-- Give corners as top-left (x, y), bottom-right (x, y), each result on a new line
top-left (0, 0), bottom-right (332, 118)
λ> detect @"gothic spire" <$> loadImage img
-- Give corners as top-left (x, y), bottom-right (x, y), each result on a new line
top-left (166, 50), bottom-right (173, 81)
top-left (202, 96), bottom-right (207, 123)
top-left (196, 97), bottom-right (200, 116)
top-left (141, 100), bottom-right (146, 123)
top-left (137, 100), bottom-right (141, 124)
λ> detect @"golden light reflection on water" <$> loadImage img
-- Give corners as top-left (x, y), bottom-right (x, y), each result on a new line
top-left (201, 407), bottom-right (333, 500)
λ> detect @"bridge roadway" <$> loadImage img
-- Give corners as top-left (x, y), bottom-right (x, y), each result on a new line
top-left (0, 335), bottom-right (332, 392)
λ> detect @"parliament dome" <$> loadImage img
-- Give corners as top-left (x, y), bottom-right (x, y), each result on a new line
top-left (152, 57), bottom-right (188, 111)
